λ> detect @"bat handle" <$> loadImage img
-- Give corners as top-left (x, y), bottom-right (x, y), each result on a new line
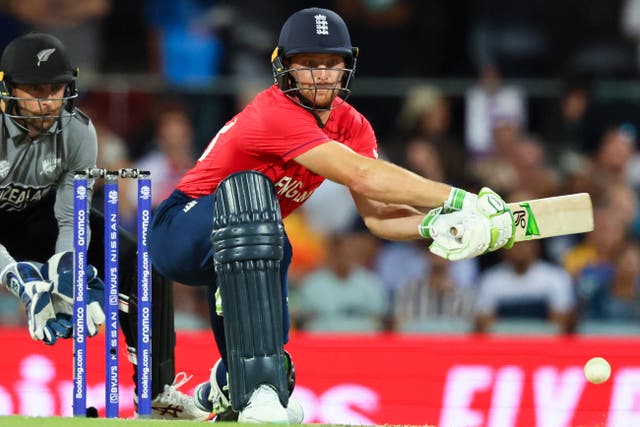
top-left (450, 225), bottom-right (464, 241)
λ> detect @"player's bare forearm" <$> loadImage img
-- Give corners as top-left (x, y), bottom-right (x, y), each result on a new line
top-left (351, 192), bottom-right (426, 240)
top-left (349, 159), bottom-right (451, 207)
top-left (296, 141), bottom-right (452, 207)
top-left (362, 214), bottom-right (424, 241)
top-left (351, 192), bottom-right (424, 217)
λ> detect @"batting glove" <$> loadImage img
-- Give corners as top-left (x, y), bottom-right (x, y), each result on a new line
top-left (418, 187), bottom-right (515, 260)
top-left (1, 261), bottom-right (72, 344)
top-left (420, 207), bottom-right (491, 260)
top-left (42, 251), bottom-right (106, 337)
top-left (476, 187), bottom-right (515, 251)
top-left (443, 187), bottom-right (478, 213)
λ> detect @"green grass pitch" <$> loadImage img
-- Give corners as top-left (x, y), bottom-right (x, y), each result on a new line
top-left (0, 416), bottom-right (434, 426)
top-left (0, 417), bottom-right (311, 426)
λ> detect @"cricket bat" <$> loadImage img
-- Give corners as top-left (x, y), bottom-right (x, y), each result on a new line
top-left (508, 193), bottom-right (594, 242)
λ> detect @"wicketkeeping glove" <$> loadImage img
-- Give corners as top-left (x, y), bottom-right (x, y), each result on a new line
top-left (41, 251), bottom-right (106, 337)
top-left (1, 261), bottom-right (72, 344)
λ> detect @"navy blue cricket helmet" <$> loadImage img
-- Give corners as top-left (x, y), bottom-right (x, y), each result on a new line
top-left (271, 7), bottom-right (359, 110)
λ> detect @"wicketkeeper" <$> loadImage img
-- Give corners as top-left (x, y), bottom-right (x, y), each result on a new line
top-left (0, 32), bottom-right (206, 419)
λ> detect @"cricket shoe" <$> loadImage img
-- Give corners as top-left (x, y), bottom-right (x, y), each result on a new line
top-left (135, 372), bottom-right (210, 420)
top-left (238, 384), bottom-right (289, 424)
top-left (193, 367), bottom-right (304, 423)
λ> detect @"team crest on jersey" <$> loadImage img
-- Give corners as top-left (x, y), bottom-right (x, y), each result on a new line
top-left (0, 161), bottom-right (10, 179)
top-left (41, 156), bottom-right (60, 177)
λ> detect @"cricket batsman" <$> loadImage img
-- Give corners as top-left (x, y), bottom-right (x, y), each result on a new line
top-left (0, 32), bottom-right (206, 419)
top-left (148, 7), bottom-right (515, 424)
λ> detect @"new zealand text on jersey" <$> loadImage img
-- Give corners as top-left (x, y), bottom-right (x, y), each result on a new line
top-left (0, 183), bottom-right (55, 211)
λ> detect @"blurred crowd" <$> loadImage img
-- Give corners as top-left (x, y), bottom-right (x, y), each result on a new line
top-left (2, 0), bottom-right (640, 336)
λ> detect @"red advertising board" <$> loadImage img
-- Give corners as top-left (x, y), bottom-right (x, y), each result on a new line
top-left (0, 327), bottom-right (638, 426)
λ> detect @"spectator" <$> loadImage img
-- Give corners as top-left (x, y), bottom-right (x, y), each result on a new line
top-left (563, 124), bottom-right (639, 232)
top-left (466, 102), bottom-right (523, 195)
top-left (563, 206), bottom-right (628, 278)
top-left (396, 85), bottom-right (468, 185)
top-left (608, 182), bottom-right (640, 236)
top-left (593, 124), bottom-right (637, 185)
top-left (375, 240), bottom-right (478, 321)
top-left (291, 232), bottom-right (387, 333)
top-left (393, 250), bottom-right (477, 332)
top-left (79, 103), bottom-right (138, 231)
top-left (574, 240), bottom-right (640, 321)
top-left (398, 85), bottom-right (452, 142)
top-left (475, 239), bottom-right (575, 334)
top-left (346, 217), bottom-right (383, 271)
top-left (606, 242), bottom-right (640, 319)
top-left (538, 73), bottom-right (595, 171)
top-left (510, 136), bottom-right (560, 198)
top-left (281, 210), bottom-right (327, 288)
top-left (564, 205), bottom-right (640, 323)
top-left (464, 64), bottom-right (527, 158)
top-left (403, 138), bottom-right (447, 184)
top-left (129, 103), bottom-right (196, 209)
top-left (301, 179), bottom-right (359, 236)
top-left (144, 0), bottom-right (222, 86)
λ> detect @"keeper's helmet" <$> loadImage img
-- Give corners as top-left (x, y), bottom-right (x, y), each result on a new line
top-left (271, 7), bottom-right (359, 111)
top-left (0, 32), bottom-right (78, 134)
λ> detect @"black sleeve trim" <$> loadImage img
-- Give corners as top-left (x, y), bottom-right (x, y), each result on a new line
top-left (282, 137), bottom-right (329, 158)
top-left (73, 108), bottom-right (91, 126)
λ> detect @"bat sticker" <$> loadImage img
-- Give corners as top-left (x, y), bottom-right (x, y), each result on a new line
top-left (512, 202), bottom-right (540, 238)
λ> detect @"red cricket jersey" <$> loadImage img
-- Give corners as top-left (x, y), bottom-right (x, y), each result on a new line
top-left (177, 85), bottom-right (378, 218)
